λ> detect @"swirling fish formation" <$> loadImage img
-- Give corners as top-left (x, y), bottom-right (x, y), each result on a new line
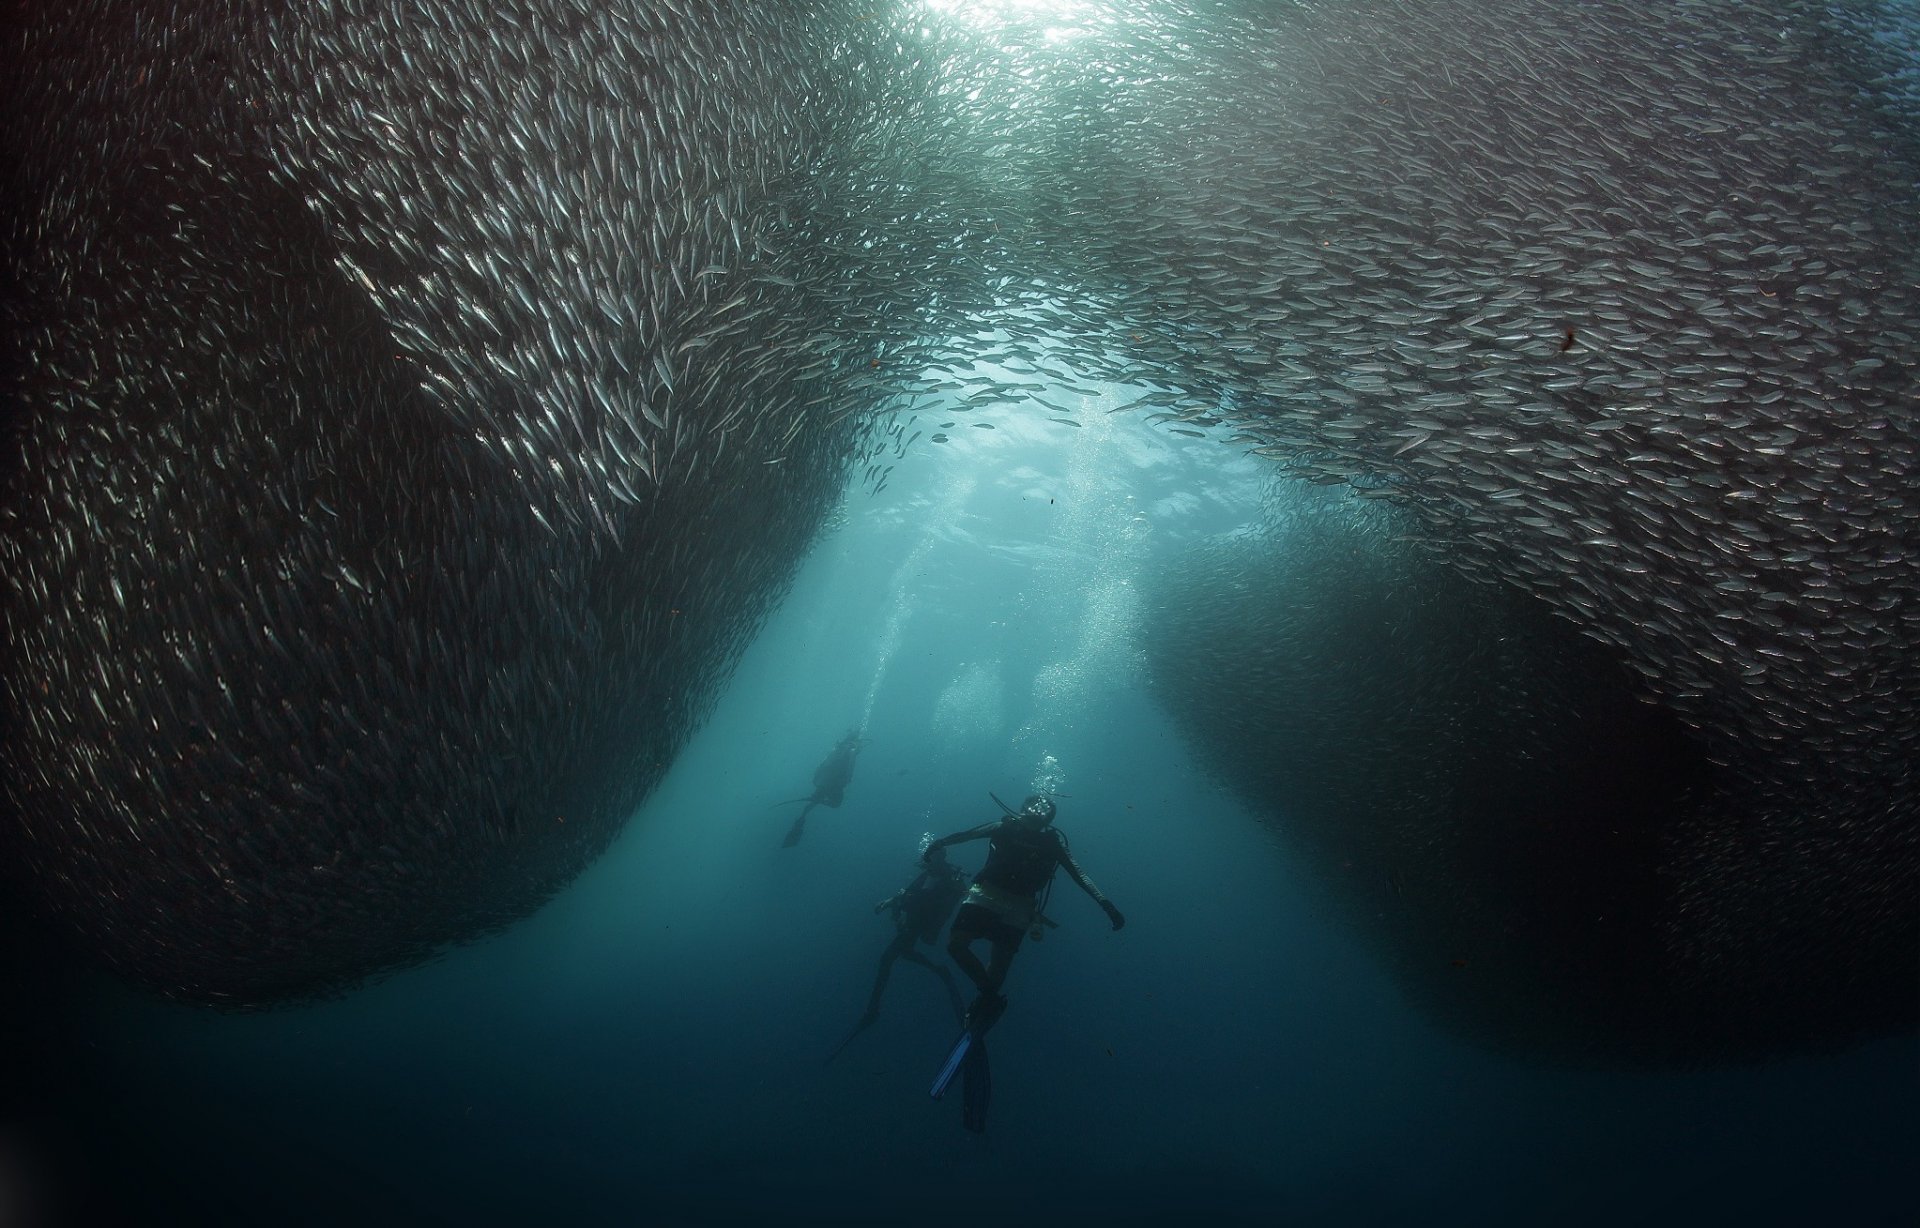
top-left (2, 0), bottom-right (1914, 1048)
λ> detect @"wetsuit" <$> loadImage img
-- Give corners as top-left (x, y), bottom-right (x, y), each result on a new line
top-left (892, 863), bottom-right (971, 944)
top-left (952, 820), bottom-right (1068, 945)
top-left (861, 861), bottom-right (969, 1023)
top-left (926, 815), bottom-right (1120, 997)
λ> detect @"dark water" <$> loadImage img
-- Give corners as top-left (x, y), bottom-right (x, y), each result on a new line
top-left (6, 404), bottom-right (1916, 1227)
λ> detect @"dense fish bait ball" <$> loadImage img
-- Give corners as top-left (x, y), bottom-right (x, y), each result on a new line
top-left (0, 0), bottom-right (886, 1002)
top-left (1108, 2), bottom-right (1919, 1059)
top-left (2, 0), bottom-right (1916, 1050)
top-left (1146, 492), bottom-right (1903, 1063)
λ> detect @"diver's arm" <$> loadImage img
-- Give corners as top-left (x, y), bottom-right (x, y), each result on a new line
top-left (922, 821), bottom-right (997, 860)
top-left (1060, 848), bottom-right (1126, 930)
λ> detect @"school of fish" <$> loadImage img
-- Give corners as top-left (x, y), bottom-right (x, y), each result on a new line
top-left (1123, 0), bottom-right (1919, 1061)
top-left (0, 0), bottom-right (1913, 1050)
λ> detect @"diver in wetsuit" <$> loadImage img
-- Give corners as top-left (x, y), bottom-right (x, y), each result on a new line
top-left (780, 730), bottom-right (864, 848)
top-left (826, 843), bottom-right (971, 1064)
top-left (923, 794), bottom-right (1125, 1032)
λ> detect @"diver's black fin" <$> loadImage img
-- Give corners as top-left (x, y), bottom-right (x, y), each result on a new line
top-left (780, 803), bottom-right (816, 848)
top-left (824, 1012), bottom-right (877, 1066)
top-left (961, 1037), bottom-right (991, 1133)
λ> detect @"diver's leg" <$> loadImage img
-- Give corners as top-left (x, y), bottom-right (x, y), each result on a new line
top-left (899, 947), bottom-right (941, 972)
top-left (982, 932), bottom-right (1021, 995)
top-left (904, 947), bottom-right (968, 1024)
top-left (946, 925), bottom-right (993, 995)
top-left (863, 932), bottom-right (913, 1018)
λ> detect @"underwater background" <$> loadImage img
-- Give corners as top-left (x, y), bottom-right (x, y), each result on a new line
top-left (4, 0), bottom-right (1920, 1223)
top-left (7, 412), bottom-right (1916, 1225)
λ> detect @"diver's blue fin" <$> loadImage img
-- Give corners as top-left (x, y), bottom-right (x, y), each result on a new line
top-left (930, 1027), bottom-right (973, 1099)
top-left (932, 992), bottom-right (1006, 1099)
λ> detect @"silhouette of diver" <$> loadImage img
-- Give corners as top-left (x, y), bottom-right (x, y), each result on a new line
top-left (923, 792), bottom-right (1125, 1132)
top-left (779, 730), bottom-right (864, 848)
top-left (929, 793), bottom-right (1124, 1012)
top-left (825, 841), bottom-right (970, 1064)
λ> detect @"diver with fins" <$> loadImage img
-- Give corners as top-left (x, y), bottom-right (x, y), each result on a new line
top-left (824, 838), bottom-right (971, 1065)
top-left (923, 792), bottom-right (1125, 1132)
top-left (777, 729), bottom-right (865, 847)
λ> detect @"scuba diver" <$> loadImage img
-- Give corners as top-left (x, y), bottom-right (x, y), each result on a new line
top-left (824, 841), bottom-right (971, 1065)
top-left (778, 729), bottom-right (865, 848)
top-left (923, 793), bottom-right (1125, 1132)
top-left (925, 794), bottom-right (1125, 1025)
